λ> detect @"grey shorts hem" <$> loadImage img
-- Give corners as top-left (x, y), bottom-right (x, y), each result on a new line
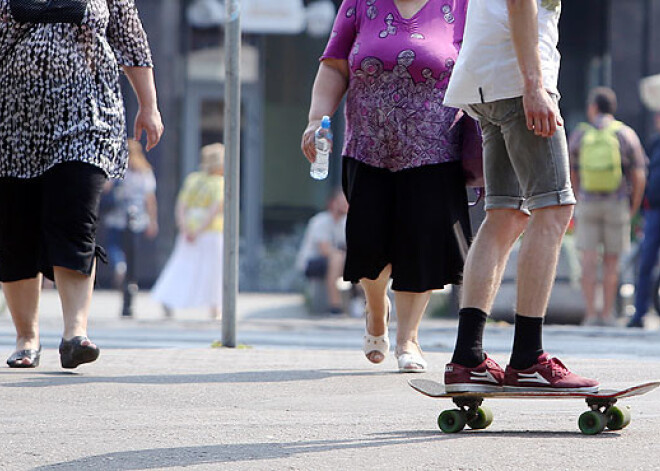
top-left (525, 189), bottom-right (576, 211)
top-left (485, 189), bottom-right (576, 213)
top-left (484, 195), bottom-right (525, 212)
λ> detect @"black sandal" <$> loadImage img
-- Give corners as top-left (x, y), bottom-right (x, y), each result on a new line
top-left (59, 336), bottom-right (100, 369)
top-left (7, 345), bottom-right (42, 368)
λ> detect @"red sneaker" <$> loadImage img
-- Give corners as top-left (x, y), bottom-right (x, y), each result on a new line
top-left (445, 354), bottom-right (505, 392)
top-left (504, 354), bottom-right (599, 392)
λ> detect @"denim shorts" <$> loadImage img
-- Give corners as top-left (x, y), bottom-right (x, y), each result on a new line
top-left (468, 96), bottom-right (576, 212)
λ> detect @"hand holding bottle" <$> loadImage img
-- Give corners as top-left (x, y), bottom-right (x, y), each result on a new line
top-left (310, 116), bottom-right (332, 180)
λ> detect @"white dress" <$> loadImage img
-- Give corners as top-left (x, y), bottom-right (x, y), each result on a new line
top-left (151, 232), bottom-right (223, 309)
top-left (151, 172), bottom-right (224, 309)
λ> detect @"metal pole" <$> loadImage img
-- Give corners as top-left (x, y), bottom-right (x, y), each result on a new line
top-left (222, 0), bottom-right (241, 347)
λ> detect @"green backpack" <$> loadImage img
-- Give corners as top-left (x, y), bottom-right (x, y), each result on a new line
top-left (578, 120), bottom-right (624, 193)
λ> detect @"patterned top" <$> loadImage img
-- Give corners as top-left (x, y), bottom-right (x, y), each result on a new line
top-left (0, 0), bottom-right (152, 179)
top-left (322, 0), bottom-right (468, 171)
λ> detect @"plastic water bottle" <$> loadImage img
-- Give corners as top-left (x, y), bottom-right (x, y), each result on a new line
top-left (310, 116), bottom-right (332, 180)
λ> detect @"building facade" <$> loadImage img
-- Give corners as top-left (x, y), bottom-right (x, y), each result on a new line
top-left (112, 0), bottom-right (660, 292)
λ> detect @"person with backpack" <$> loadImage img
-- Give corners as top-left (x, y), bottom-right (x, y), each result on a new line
top-left (630, 113), bottom-right (660, 328)
top-left (569, 87), bottom-right (646, 326)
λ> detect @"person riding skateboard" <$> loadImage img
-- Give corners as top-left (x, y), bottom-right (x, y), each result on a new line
top-left (441, 0), bottom-right (599, 392)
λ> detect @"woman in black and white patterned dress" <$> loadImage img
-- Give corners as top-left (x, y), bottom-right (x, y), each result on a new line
top-left (0, 0), bottom-right (164, 368)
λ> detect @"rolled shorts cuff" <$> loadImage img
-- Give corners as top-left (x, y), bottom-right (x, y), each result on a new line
top-left (525, 189), bottom-right (576, 211)
top-left (484, 195), bottom-right (526, 212)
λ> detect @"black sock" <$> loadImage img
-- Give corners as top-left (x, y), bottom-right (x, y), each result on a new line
top-left (451, 308), bottom-right (488, 367)
top-left (509, 314), bottom-right (544, 370)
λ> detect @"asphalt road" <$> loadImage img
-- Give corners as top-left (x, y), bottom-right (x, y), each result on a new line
top-left (1, 291), bottom-right (660, 470)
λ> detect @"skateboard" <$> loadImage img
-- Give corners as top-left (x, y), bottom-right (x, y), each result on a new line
top-left (409, 379), bottom-right (660, 435)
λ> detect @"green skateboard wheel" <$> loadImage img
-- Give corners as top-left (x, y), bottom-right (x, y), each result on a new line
top-left (606, 406), bottom-right (632, 430)
top-left (578, 410), bottom-right (607, 435)
top-left (438, 409), bottom-right (467, 433)
top-left (467, 406), bottom-right (494, 430)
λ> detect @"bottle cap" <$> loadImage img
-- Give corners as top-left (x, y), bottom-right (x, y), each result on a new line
top-left (321, 116), bottom-right (331, 129)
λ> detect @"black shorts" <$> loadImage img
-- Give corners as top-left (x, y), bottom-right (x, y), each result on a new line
top-left (342, 157), bottom-right (471, 292)
top-left (0, 162), bottom-right (107, 282)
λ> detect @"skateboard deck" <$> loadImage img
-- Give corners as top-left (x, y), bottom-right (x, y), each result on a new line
top-left (409, 379), bottom-right (660, 435)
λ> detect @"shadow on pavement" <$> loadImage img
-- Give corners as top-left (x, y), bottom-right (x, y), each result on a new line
top-left (30, 429), bottom-right (617, 470)
top-left (29, 436), bottom-right (451, 471)
top-left (0, 369), bottom-right (389, 388)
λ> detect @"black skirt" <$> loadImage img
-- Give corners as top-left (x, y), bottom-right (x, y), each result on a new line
top-left (342, 157), bottom-right (471, 292)
top-left (0, 162), bottom-right (107, 282)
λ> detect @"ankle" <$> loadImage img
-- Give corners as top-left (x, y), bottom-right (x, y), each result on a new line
top-left (16, 335), bottom-right (40, 350)
top-left (451, 307), bottom-right (487, 367)
top-left (62, 330), bottom-right (88, 341)
top-left (396, 339), bottom-right (421, 356)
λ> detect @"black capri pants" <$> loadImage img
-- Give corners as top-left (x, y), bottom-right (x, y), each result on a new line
top-left (342, 157), bottom-right (471, 293)
top-left (0, 162), bottom-right (107, 282)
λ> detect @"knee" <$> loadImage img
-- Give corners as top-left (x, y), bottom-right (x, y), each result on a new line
top-left (483, 209), bottom-right (528, 245)
top-left (580, 256), bottom-right (598, 282)
top-left (530, 205), bottom-right (573, 238)
top-left (603, 254), bottom-right (620, 273)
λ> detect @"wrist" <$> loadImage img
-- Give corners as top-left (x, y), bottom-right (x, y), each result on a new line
top-left (523, 75), bottom-right (544, 93)
top-left (138, 100), bottom-right (159, 113)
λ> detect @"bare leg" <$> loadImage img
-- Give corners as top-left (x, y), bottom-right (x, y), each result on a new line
top-left (326, 250), bottom-right (346, 309)
top-left (54, 264), bottom-right (96, 344)
top-left (3, 276), bottom-right (42, 364)
top-left (210, 306), bottom-right (221, 320)
top-left (394, 290), bottom-right (431, 363)
top-left (461, 209), bottom-right (529, 311)
top-left (360, 264), bottom-right (392, 363)
top-left (580, 250), bottom-right (599, 323)
top-left (602, 253), bottom-right (620, 322)
top-left (517, 205), bottom-right (573, 317)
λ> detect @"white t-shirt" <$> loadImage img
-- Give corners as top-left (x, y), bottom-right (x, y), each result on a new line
top-left (295, 211), bottom-right (346, 272)
top-left (444, 0), bottom-right (562, 108)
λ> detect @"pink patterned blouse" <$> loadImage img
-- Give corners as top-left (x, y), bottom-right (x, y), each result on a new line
top-left (322, 0), bottom-right (468, 171)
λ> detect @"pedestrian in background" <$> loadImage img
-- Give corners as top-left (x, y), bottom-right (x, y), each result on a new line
top-left (296, 189), bottom-right (350, 315)
top-left (301, 0), bottom-right (473, 373)
top-left (0, 0), bottom-right (163, 368)
top-left (443, 0), bottom-right (599, 393)
top-left (151, 144), bottom-right (225, 320)
top-left (103, 140), bottom-right (159, 288)
top-left (569, 87), bottom-right (646, 326)
top-left (629, 112), bottom-right (660, 328)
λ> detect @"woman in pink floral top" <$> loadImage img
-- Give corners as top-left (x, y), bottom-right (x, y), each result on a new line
top-left (302, 0), bottom-right (471, 372)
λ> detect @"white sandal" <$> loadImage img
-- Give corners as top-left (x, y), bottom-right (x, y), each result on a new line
top-left (364, 329), bottom-right (390, 364)
top-left (396, 345), bottom-right (427, 373)
top-left (363, 300), bottom-right (390, 364)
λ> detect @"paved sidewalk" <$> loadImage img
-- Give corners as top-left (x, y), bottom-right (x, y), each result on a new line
top-left (2, 291), bottom-right (660, 470)
top-left (1, 349), bottom-right (660, 471)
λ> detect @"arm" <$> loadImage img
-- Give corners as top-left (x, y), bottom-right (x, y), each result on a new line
top-left (144, 192), bottom-right (159, 238)
top-left (122, 66), bottom-right (164, 151)
top-left (629, 168), bottom-right (646, 216)
top-left (175, 198), bottom-right (187, 234)
top-left (624, 128), bottom-right (648, 215)
top-left (568, 129), bottom-right (583, 199)
top-left (507, 0), bottom-right (562, 138)
top-left (188, 203), bottom-right (223, 241)
top-left (301, 59), bottom-right (350, 163)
